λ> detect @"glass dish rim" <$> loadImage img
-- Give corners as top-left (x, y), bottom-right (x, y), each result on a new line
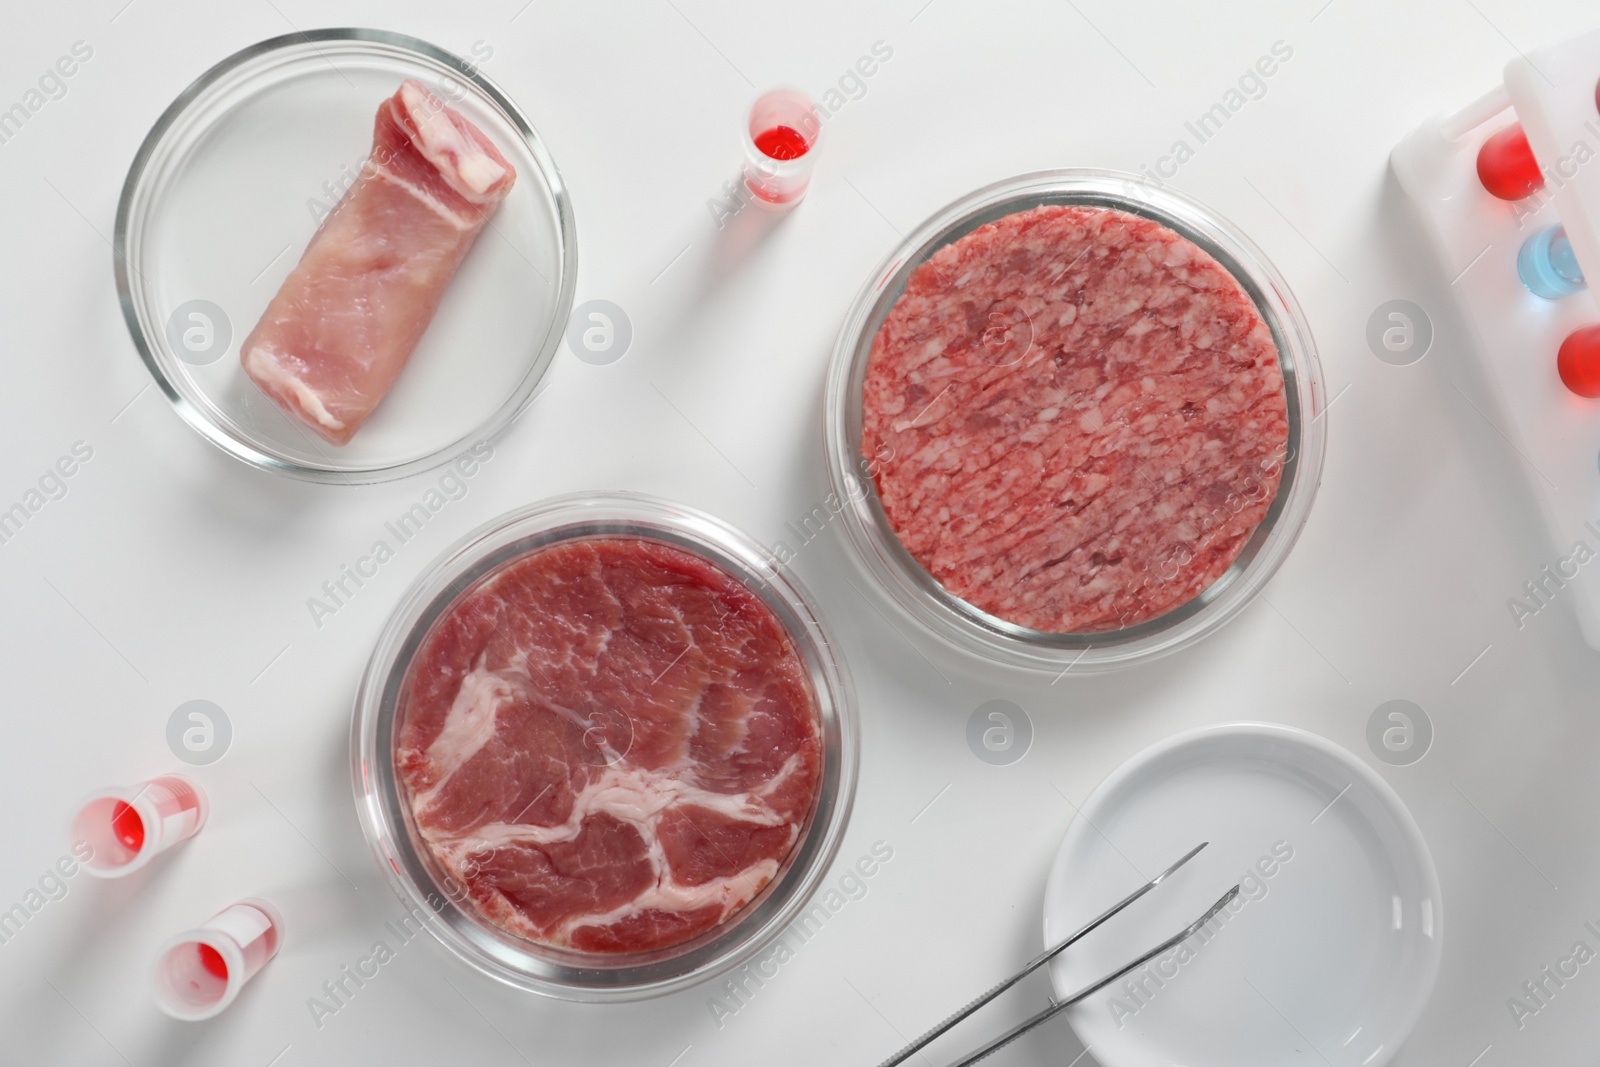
top-left (822, 168), bottom-right (1327, 673)
top-left (349, 491), bottom-right (859, 1001)
top-left (112, 26), bottom-right (578, 484)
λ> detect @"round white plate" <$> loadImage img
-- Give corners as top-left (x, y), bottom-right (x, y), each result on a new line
top-left (1043, 723), bottom-right (1441, 1067)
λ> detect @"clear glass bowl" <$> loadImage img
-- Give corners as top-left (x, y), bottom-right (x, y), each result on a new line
top-left (114, 28), bottom-right (577, 483)
top-left (351, 493), bottom-right (858, 1000)
top-left (823, 170), bottom-right (1326, 673)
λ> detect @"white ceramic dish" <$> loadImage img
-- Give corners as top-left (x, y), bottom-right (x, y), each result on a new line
top-left (1042, 723), bottom-right (1441, 1067)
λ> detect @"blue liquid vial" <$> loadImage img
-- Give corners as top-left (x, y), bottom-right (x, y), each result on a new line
top-left (1518, 225), bottom-right (1587, 299)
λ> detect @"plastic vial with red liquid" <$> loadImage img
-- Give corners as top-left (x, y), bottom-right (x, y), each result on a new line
top-left (1477, 123), bottom-right (1545, 201)
top-left (743, 89), bottom-right (822, 208)
top-left (70, 775), bottom-right (207, 877)
top-left (153, 899), bottom-right (284, 1020)
top-left (1559, 325), bottom-right (1600, 399)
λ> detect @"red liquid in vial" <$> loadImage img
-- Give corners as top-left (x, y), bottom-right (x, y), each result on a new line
top-left (198, 943), bottom-right (229, 981)
top-left (1559, 325), bottom-right (1600, 398)
top-left (754, 125), bottom-right (809, 161)
top-left (110, 801), bottom-right (144, 853)
top-left (1477, 124), bottom-right (1544, 201)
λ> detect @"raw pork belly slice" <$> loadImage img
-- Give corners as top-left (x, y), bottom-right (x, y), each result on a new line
top-left (861, 204), bottom-right (1289, 633)
top-left (396, 537), bottom-right (822, 954)
top-left (240, 80), bottom-right (516, 445)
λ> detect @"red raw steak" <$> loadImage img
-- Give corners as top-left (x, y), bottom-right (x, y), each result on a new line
top-left (861, 204), bottom-right (1289, 633)
top-left (396, 537), bottom-right (821, 953)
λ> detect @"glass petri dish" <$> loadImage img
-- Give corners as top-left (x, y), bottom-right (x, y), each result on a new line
top-left (351, 493), bottom-right (858, 1000)
top-left (114, 29), bottom-right (576, 483)
top-left (823, 170), bottom-right (1326, 673)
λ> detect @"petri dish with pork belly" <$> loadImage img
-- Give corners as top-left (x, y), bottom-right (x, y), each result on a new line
top-left (115, 29), bottom-right (575, 482)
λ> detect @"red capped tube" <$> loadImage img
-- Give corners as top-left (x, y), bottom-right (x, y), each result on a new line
top-left (1477, 124), bottom-right (1544, 201)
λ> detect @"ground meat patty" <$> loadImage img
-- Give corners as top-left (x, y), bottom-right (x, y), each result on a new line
top-left (396, 537), bottom-right (821, 953)
top-left (861, 204), bottom-right (1289, 633)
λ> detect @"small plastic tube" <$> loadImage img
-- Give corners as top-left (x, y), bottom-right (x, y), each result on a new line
top-left (1559, 324), bottom-right (1600, 398)
top-left (1519, 225), bottom-right (1587, 299)
top-left (1477, 123), bottom-right (1544, 201)
top-left (153, 899), bottom-right (284, 1021)
top-left (70, 775), bottom-right (207, 878)
top-left (742, 88), bottom-right (822, 208)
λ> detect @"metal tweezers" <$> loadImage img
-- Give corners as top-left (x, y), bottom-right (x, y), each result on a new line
top-left (875, 842), bottom-right (1237, 1067)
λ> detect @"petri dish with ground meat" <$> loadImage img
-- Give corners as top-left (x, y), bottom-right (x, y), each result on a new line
top-left (824, 170), bottom-right (1326, 673)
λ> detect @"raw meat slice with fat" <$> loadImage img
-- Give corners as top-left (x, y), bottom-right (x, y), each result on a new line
top-left (396, 537), bottom-right (823, 954)
top-left (241, 80), bottom-right (516, 445)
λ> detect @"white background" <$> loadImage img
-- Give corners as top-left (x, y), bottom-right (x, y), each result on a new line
top-left (1, 0), bottom-right (1598, 1064)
